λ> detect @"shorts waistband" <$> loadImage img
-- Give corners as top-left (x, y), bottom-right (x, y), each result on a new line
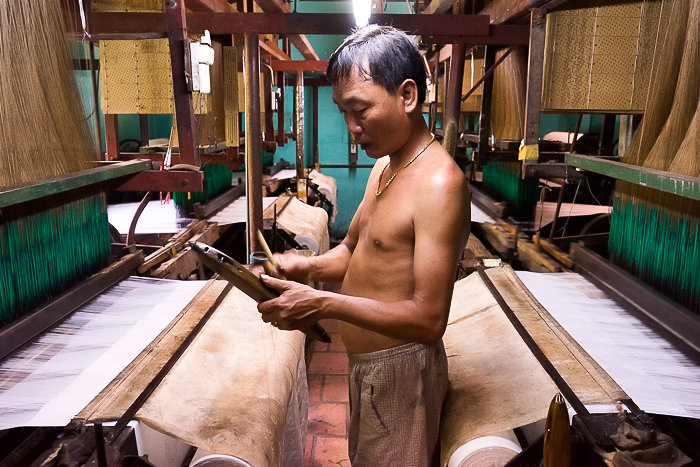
top-left (347, 341), bottom-right (442, 365)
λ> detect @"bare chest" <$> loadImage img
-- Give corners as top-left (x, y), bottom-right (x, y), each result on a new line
top-left (357, 190), bottom-right (415, 252)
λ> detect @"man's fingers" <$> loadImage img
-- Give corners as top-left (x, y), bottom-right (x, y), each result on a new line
top-left (260, 274), bottom-right (290, 292)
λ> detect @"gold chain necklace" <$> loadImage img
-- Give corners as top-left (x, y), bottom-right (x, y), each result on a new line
top-left (375, 135), bottom-right (435, 196)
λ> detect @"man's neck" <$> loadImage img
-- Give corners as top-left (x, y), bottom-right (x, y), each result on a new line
top-left (387, 121), bottom-right (433, 172)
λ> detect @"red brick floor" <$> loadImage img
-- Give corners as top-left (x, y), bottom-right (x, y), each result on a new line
top-left (305, 319), bottom-right (351, 467)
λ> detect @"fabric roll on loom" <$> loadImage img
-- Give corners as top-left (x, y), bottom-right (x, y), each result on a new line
top-left (80, 284), bottom-right (308, 467)
top-left (189, 450), bottom-right (253, 467)
top-left (308, 169), bottom-right (338, 228)
top-left (266, 194), bottom-right (330, 255)
top-left (439, 267), bottom-right (626, 465)
top-left (447, 430), bottom-right (521, 467)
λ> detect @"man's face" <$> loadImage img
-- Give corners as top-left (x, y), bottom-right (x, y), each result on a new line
top-left (331, 65), bottom-right (407, 159)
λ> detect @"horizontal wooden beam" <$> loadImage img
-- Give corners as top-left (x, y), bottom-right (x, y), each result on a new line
top-left (0, 160), bottom-right (150, 209)
top-left (566, 154), bottom-right (700, 202)
top-left (114, 170), bottom-right (205, 193)
top-left (423, 25), bottom-right (530, 45)
top-left (91, 12), bottom-right (491, 37)
top-left (271, 60), bottom-right (328, 72)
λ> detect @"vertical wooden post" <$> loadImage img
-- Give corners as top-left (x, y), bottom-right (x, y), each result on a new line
top-left (313, 84), bottom-right (319, 171)
top-left (295, 72), bottom-right (306, 202)
top-left (263, 64), bottom-right (275, 141)
top-left (599, 114), bottom-right (617, 156)
top-left (524, 8), bottom-right (546, 148)
top-left (104, 114), bottom-right (120, 161)
top-left (277, 71), bottom-right (286, 147)
top-left (618, 114), bottom-right (634, 158)
top-left (88, 42), bottom-right (103, 159)
top-left (444, 43), bottom-right (467, 157)
top-left (139, 115), bottom-right (149, 148)
top-left (476, 46), bottom-right (495, 167)
top-left (165, 0), bottom-right (198, 166)
top-left (245, 33), bottom-right (263, 257)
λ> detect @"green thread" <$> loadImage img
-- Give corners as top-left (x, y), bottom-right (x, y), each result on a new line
top-left (609, 193), bottom-right (700, 313)
top-left (173, 164), bottom-right (233, 211)
top-left (0, 194), bottom-right (110, 325)
top-left (482, 161), bottom-right (539, 219)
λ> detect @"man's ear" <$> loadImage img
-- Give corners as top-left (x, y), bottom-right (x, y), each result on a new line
top-left (399, 79), bottom-right (419, 113)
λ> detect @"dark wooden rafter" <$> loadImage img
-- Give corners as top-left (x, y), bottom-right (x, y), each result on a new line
top-left (91, 12), bottom-right (491, 38)
top-left (187, 0), bottom-right (237, 12)
top-left (423, 0), bottom-right (459, 14)
top-left (422, 24), bottom-right (529, 45)
top-left (479, 0), bottom-right (570, 24)
top-left (271, 60), bottom-right (328, 72)
top-left (253, 0), bottom-right (319, 60)
top-left (259, 35), bottom-right (291, 60)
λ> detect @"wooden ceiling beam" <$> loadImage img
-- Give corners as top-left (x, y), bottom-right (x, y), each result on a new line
top-left (187, 0), bottom-right (237, 13)
top-left (91, 12), bottom-right (491, 38)
top-left (423, 0), bottom-right (459, 15)
top-left (270, 60), bottom-right (328, 72)
top-left (260, 35), bottom-right (291, 60)
top-left (253, 0), bottom-right (319, 60)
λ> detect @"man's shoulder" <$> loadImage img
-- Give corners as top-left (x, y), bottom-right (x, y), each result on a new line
top-left (421, 149), bottom-right (468, 193)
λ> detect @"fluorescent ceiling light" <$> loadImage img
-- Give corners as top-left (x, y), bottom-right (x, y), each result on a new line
top-left (353, 0), bottom-right (371, 27)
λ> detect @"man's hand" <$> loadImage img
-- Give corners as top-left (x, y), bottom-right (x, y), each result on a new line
top-left (258, 275), bottom-right (326, 330)
top-left (270, 253), bottom-right (315, 285)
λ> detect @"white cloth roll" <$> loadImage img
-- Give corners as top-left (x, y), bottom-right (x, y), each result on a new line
top-left (309, 169), bottom-right (338, 228)
top-left (276, 196), bottom-right (330, 255)
top-left (190, 450), bottom-right (252, 467)
top-left (447, 431), bottom-right (521, 467)
top-left (293, 234), bottom-right (320, 255)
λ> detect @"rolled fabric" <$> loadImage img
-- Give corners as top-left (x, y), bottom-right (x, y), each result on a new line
top-left (293, 235), bottom-right (319, 255)
top-left (190, 450), bottom-right (252, 467)
top-left (309, 170), bottom-right (338, 228)
top-left (447, 430), bottom-right (521, 467)
top-left (276, 197), bottom-right (330, 255)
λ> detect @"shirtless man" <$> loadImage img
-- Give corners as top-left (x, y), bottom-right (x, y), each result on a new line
top-left (258, 26), bottom-right (471, 467)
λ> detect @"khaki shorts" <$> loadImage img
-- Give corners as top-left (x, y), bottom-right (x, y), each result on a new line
top-left (347, 341), bottom-right (448, 467)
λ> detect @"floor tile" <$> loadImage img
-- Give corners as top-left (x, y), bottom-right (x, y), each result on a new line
top-left (315, 343), bottom-right (330, 352)
top-left (308, 403), bottom-right (347, 436)
top-left (322, 375), bottom-right (349, 403)
top-left (304, 434), bottom-right (314, 466)
top-left (308, 352), bottom-right (348, 375)
top-left (313, 437), bottom-right (351, 467)
top-left (308, 375), bottom-right (323, 402)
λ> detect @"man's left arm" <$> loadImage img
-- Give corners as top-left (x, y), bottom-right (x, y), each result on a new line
top-left (259, 169), bottom-right (470, 343)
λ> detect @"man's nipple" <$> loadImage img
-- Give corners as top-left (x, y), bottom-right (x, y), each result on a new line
top-left (373, 238), bottom-right (383, 248)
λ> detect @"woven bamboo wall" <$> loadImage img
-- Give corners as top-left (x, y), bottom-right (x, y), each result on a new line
top-left (99, 39), bottom-right (210, 115)
top-left (461, 48), bottom-right (484, 113)
top-left (92, 0), bottom-right (163, 12)
top-left (542, 0), bottom-right (666, 113)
